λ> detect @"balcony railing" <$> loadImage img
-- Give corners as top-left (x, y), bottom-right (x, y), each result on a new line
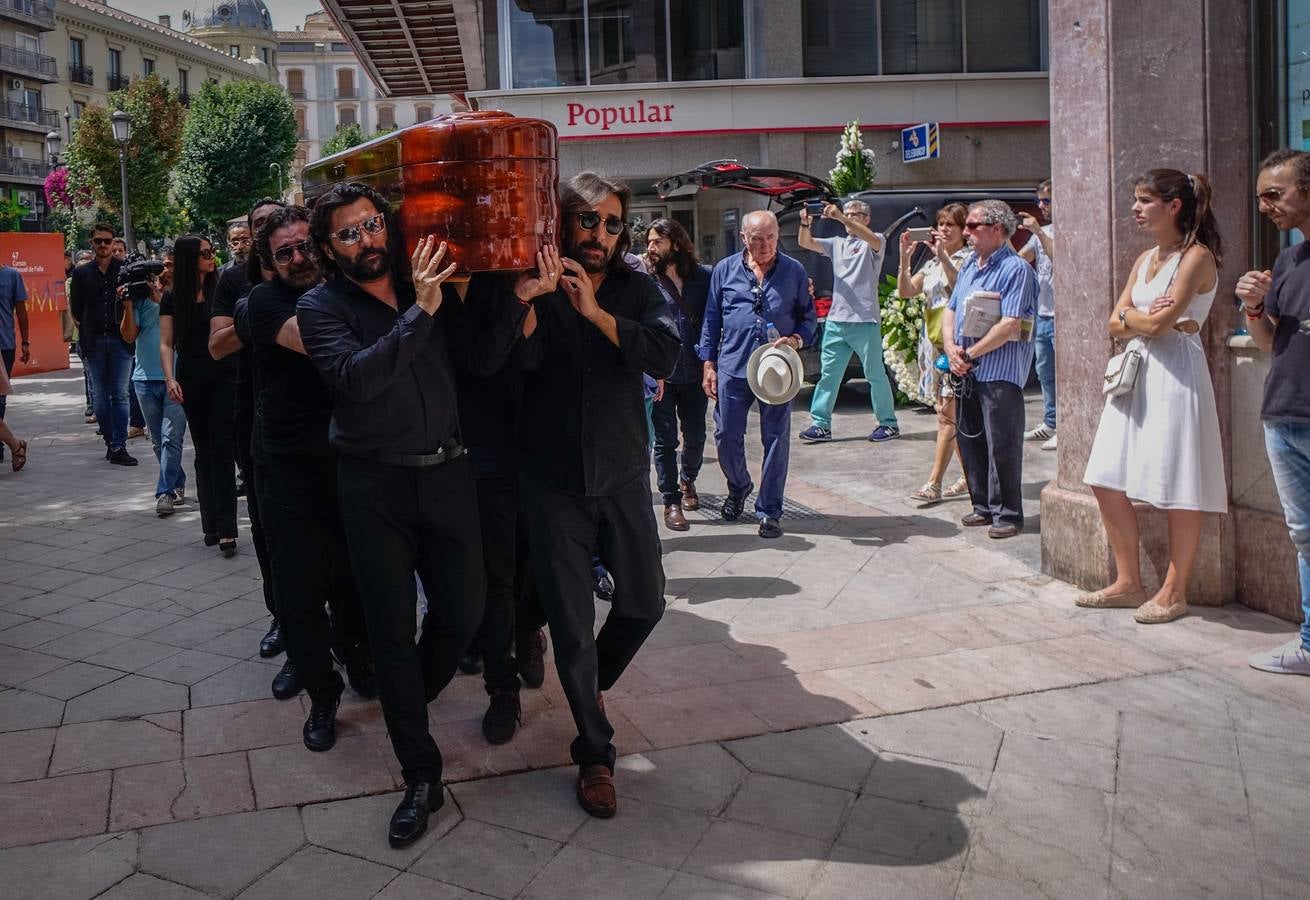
top-left (69, 63), bottom-right (93, 85)
top-left (334, 86), bottom-right (356, 99)
top-left (0, 101), bottom-right (58, 130)
top-left (0, 0), bottom-right (55, 30)
top-left (107, 72), bottom-right (129, 91)
top-left (0, 44), bottom-right (58, 80)
top-left (288, 88), bottom-right (306, 99)
top-left (0, 157), bottom-right (51, 179)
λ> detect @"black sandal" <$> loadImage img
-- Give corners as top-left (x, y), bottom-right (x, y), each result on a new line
top-left (11, 439), bottom-right (26, 472)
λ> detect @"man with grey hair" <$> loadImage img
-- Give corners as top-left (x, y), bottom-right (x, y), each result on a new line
top-left (941, 200), bottom-right (1038, 539)
top-left (797, 198), bottom-right (899, 443)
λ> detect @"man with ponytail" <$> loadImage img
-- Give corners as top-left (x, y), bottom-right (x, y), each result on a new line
top-left (1238, 148), bottom-right (1310, 674)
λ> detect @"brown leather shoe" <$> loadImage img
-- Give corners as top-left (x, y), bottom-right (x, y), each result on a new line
top-left (664, 503), bottom-right (689, 531)
top-left (577, 764), bottom-right (617, 818)
top-left (680, 480), bottom-right (700, 511)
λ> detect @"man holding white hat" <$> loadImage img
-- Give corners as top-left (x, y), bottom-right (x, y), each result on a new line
top-left (699, 210), bottom-right (816, 538)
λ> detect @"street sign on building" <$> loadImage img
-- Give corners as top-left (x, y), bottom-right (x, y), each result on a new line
top-left (901, 123), bottom-right (940, 163)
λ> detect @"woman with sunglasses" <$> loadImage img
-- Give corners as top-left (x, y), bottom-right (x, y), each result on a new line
top-left (160, 235), bottom-right (240, 557)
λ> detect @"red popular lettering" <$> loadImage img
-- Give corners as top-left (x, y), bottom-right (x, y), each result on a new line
top-left (565, 101), bottom-right (675, 132)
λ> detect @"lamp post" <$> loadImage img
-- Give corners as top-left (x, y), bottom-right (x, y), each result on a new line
top-left (269, 162), bottom-right (283, 198)
top-left (111, 110), bottom-right (132, 251)
top-left (44, 130), bottom-right (62, 167)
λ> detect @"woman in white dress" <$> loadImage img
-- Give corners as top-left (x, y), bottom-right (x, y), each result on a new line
top-left (898, 202), bottom-right (973, 504)
top-left (1080, 168), bottom-right (1225, 624)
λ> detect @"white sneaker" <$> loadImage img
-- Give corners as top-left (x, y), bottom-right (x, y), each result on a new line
top-left (1248, 638), bottom-right (1310, 676)
top-left (1024, 424), bottom-right (1054, 441)
top-left (1042, 433), bottom-right (1058, 451)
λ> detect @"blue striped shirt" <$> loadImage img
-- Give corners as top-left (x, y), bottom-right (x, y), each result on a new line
top-left (948, 244), bottom-right (1037, 387)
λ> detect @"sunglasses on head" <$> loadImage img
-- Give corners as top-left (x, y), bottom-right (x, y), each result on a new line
top-left (198, 248), bottom-right (215, 260)
top-left (272, 240), bottom-right (312, 265)
top-left (332, 213), bottom-right (386, 246)
top-left (576, 211), bottom-right (626, 235)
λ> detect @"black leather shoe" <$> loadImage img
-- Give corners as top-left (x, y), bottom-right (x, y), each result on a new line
top-left (334, 643), bottom-right (379, 698)
top-left (517, 628), bottom-right (547, 689)
top-left (961, 512), bottom-right (992, 527)
top-left (271, 659), bottom-right (301, 700)
top-left (389, 782), bottom-right (443, 848)
top-left (988, 522), bottom-right (1022, 539)
top-left (593, 565), bottom-right (615, 603)
top-left (458, 649), bottom-right (483, 675)
top-left (219, 539), bottom-right (237, 558)
top-left (107, 447), bottom-right (138, 466)
top-left (204, 533), bottom-right (220, 547)
top-left (259, 619), bottom-right (283, 658)
top-left (758, 517), bottom-right (783, 539)
top-left (721, 488), bottom-right (752, 521)
top-left (481, 689), bottom-right (521, 745)
top-left (303, 681), bottom-right (343, 752)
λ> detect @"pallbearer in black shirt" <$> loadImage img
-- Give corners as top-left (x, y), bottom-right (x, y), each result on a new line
top-left (297, 183), bottom-right (526, 849)
top-left (518, 173), bottom-right (680, 819)
top-left (246, 205), bottom-right (372, 755)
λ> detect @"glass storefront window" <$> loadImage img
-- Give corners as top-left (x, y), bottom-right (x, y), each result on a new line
top-left (509, 0), bottom-right (587, 88)
top-left (802, 0), bottom-right (879, 77)
top-left (966, 0), bottom-right (1044, 72)
top-left (588, 1), bottom-right (667, 85)
top-left (669, 0), bottom-right (744, 81)
top-left (881, 0), bottom-right (963, 75)
top-left (1287, 0), bottom-right (1310, 150)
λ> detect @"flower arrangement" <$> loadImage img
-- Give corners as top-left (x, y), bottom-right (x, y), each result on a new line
top-left (43, 165), bottom-right (93, 211)
top-left (878, 274), bottom-right (933, 407)
top-left (828, 120), bottom-right (877, 195)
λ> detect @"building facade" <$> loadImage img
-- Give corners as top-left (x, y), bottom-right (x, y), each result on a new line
top-left (0, 0), bottom-right (59, 229)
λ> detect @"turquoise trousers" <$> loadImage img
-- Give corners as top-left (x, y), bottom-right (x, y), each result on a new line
top-left (809, 320), bottom-right (898, 430)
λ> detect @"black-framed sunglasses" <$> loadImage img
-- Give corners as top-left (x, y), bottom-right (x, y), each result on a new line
top-left (576, 211), bottom-right (626, 235)
top-left (963, 221), bottom-right (990, 230)
top-left (332, 213), bottom-right (386, 246)
top-left (91, 237), bottom-right (113, 245)
top-left (272, 240), bottom-right (312, 265)
top-left (1037, 198), bottom-right (1052, 207)
top-left (198, 248), bottom-right (215, 260)
top-left (750, 283), bottom-right (765, 315)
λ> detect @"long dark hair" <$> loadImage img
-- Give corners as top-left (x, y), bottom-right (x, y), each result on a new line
top-left (647, 217), bottom-right (698, 280)
top-left (308, 182), bottom-right (405, 281)
top-left (1133, 169), bottom-right (1223, 264)
top-left (170, 234), bottom-right (217, 347)
top-left (560, 172), bottom-right (632, 274)
top-left (245, 198), bottom-right (287, 285)
top-left (256, 205), bottom-right (312, 272)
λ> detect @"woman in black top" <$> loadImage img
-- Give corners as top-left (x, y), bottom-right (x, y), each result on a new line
top-left (160, 235), bottom-right (239, 556)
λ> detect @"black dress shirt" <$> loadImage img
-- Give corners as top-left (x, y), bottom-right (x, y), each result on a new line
top-left (297, 273), bottom-right (527, 458)
top-left (249, 279), bottom-right (332, 457)
top-left (68, 258), bottom-right (126, 347)
top-left (453, 274), bottom-right (528, 481)
top-left (213, 263), bottom-right (256, 421)
top-left (518, 265), bottom-right (680, 496)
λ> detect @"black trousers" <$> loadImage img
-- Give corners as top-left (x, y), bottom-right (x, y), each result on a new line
top-left (128, 364), bottom-right (145, 429)
top-left (652, 380), bottom-right (709, 506)
top-left (956, 378), bottom-right (1025, 528)
top-left (521, 474), bottom-right (666, 770)
top-left (472, 476), bottom-right (521, 694)
top-left (338, 454), bottom-right (484, 785)
top-left (258, 451), bottom-right (364, 697)
top-left (236, 414), bottom-right (275, 616)
top-left (178, 368), bottom-right (238, 539)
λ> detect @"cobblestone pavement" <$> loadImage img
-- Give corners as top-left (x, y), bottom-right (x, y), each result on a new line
top-left (1, 367), bottom-right (1307, 898)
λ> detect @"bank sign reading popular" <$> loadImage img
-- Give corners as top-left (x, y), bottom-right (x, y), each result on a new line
top-left (901, 122), bottom-right (940, 163)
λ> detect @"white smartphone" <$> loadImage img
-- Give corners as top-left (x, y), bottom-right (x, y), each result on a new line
top-left (904, 226), bottom-right (935, 242)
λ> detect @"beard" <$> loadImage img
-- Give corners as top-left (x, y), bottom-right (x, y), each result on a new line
top-left (570, 239), bottom-right (613, 274)
top-left (647, 248), bottom-right (668, 272)
top-left (336, 247), bottom-right (389, 281)
top-left (274, 261), bottom-right (320, 295)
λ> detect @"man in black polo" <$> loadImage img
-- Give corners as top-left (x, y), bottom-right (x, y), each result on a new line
top-left (519, 173), bottom-right (680, 818)
top-left (69, 222), bottom-right (135, 465)
top-left (298, 183), bottom-right (526, 848)
top-left (245, 204), bottom-right (371, 752)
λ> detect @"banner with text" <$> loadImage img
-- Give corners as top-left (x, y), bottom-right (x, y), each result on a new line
top-left (2, 232), bottom-right (69, 376)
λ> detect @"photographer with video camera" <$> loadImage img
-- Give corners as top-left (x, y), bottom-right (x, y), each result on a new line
top-left (119, 251), bottom-right (187, 517)
top-left (69, 223), bottom-right (136, 466)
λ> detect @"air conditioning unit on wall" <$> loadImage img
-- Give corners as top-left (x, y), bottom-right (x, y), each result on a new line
top-left (8, 79), bottom-right (22, 91)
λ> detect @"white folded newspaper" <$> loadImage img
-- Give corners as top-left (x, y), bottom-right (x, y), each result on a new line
top-left (960, 290), bottom-right (1035, 342)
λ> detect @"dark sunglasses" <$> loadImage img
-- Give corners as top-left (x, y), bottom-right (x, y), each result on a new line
top-left (198, 248), bottom-right (215, 260)
top-left (576, 211), bottom-right (626, 235)
top-left (1037, 198), bottom-right (1051, 206)
top-left (272, 240), bottom-right (312, 265)
top-left (91, 237), bottom-right (113, 245)
top-left (332, 213), bottom-right (386, 246)
top-left (963, 221), bottom-right (991, 230)
top-left (750, 283), bottom-right (765, 314)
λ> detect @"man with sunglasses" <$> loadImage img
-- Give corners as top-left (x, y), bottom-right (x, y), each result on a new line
top-left (699, 209), bottom-right (815, 539)
top-left (941, 200), bottom-right (1037, 540)
top-left (244, 204), bottom-right (371, 752)
top-left (69, 223), bottom-right (136, 466)
top-left (517, 172), bottom-right (679, 819)
top-left (298, 182), bottom-right (530, 848)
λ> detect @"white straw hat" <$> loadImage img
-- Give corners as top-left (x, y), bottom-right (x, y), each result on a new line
top-left (746, 342), bottom-right (804, 405)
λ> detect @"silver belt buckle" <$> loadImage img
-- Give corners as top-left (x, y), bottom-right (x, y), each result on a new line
top-left (1298, 319), bottom-right (1310, 335)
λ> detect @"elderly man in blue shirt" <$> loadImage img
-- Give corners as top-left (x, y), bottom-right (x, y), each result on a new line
top-left (942, 200), bottom-right (1038, 539)
top-left (699, 209), bottom-right (816, 539)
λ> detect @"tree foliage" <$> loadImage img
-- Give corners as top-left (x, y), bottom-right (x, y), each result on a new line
top-left (64, 75), bottom-right (185, 241)
top-left (321, 123), bottom-right (366, 157)
top-left (175, 79), bottom-right (297, 233)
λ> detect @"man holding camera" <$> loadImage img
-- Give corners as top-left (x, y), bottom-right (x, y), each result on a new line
top-left (69, 223), bottom-right (136, 465)
top-left (797, 199), bottom-right (900, 444)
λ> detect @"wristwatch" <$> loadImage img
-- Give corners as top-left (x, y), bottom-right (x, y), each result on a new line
top-left (960, 348), bottom-right (973, 365)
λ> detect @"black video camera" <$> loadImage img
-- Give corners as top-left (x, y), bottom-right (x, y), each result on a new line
top-left (118, 253), bottom-right (166, 302)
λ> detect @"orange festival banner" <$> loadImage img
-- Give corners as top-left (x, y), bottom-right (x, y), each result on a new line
top-left (2, 232), bottom-right (69, 375)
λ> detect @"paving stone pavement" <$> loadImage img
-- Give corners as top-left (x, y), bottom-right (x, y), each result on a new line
top-left (1, 367), bottom-right (1308, 898)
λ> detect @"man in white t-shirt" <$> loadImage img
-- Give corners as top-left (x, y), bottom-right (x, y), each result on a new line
top-left (797, 199), bottom-right (900, 443)
top-left (1020, 178), bottom-right (1056, 450)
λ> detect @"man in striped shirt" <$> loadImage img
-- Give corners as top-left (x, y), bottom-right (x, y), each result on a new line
top-left (942, 200), bottom-right (1038, 539)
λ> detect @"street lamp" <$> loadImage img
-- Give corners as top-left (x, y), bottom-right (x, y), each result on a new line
top-left (269, 162), bottom-right (284, 197)
top-left (45, 130), bottom-right (62, 167)
top-left (111, 110), bottom-right (133, 251)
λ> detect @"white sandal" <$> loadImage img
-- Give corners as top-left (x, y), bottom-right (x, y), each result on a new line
top-left (942, 476), bottom-right (970, 498)
top-left (911, 482), bottom-right (942, 504)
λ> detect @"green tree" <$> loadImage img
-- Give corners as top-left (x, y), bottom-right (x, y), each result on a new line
top-left (321, 123), bottom-right (366, 157)
top-left (175, 79), bottom-right (297, 234)
top-left (0, 192), bottom-right (30, 231)
top-left (63, 74), bottom-right (185, 242)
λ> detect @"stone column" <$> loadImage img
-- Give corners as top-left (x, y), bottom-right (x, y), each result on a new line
top-left (1040, 0), bottom-right (1251, 605)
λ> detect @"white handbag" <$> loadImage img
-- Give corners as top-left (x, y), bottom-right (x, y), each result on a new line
top-left (1103, 342), bottom-right (1142, 397)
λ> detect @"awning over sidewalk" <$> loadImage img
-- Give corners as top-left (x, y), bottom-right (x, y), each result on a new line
top-left (319, 0), bottom-right (477, 98)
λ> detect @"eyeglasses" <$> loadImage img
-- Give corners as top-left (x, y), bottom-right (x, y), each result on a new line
top-left (1258, 186), bottom-right (1293, 203)
top-left (1036, 198), bottom-right (1052, 207)
top-left (331, 213), bottom-right (387, 246)
top-left (963, 221), bottom-right (991, 230)
top-left (198, 248), bottom-right (215, 260)
top-left (271, 240), bottom-right (312, 265)
top-left (91, 237), bottom-right (113, 245)
top-left (229, 236), bottom-right (252, 247)
top-left (576, 211), bottom-right (626, 235)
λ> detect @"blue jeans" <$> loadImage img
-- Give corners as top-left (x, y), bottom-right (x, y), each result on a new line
top-left (84, 335), bottom-right (134, 450)
top-left (715, 373), bottom-right (791, 521)
top-left (1034, 315), bottom-right (1056, 429)
top-left (809, 320), bottom-right (898, 430)
top-left (134, 380), bottom-right (188, 498)
top-left (1263, 422), bottom-right (1310, 648)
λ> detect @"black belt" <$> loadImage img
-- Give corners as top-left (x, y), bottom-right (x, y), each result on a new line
top-left (372, 441), bottom-right (465, 468)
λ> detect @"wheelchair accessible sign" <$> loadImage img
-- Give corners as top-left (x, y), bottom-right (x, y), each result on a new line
top-left (901, 122), bottom-right (940, 163)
